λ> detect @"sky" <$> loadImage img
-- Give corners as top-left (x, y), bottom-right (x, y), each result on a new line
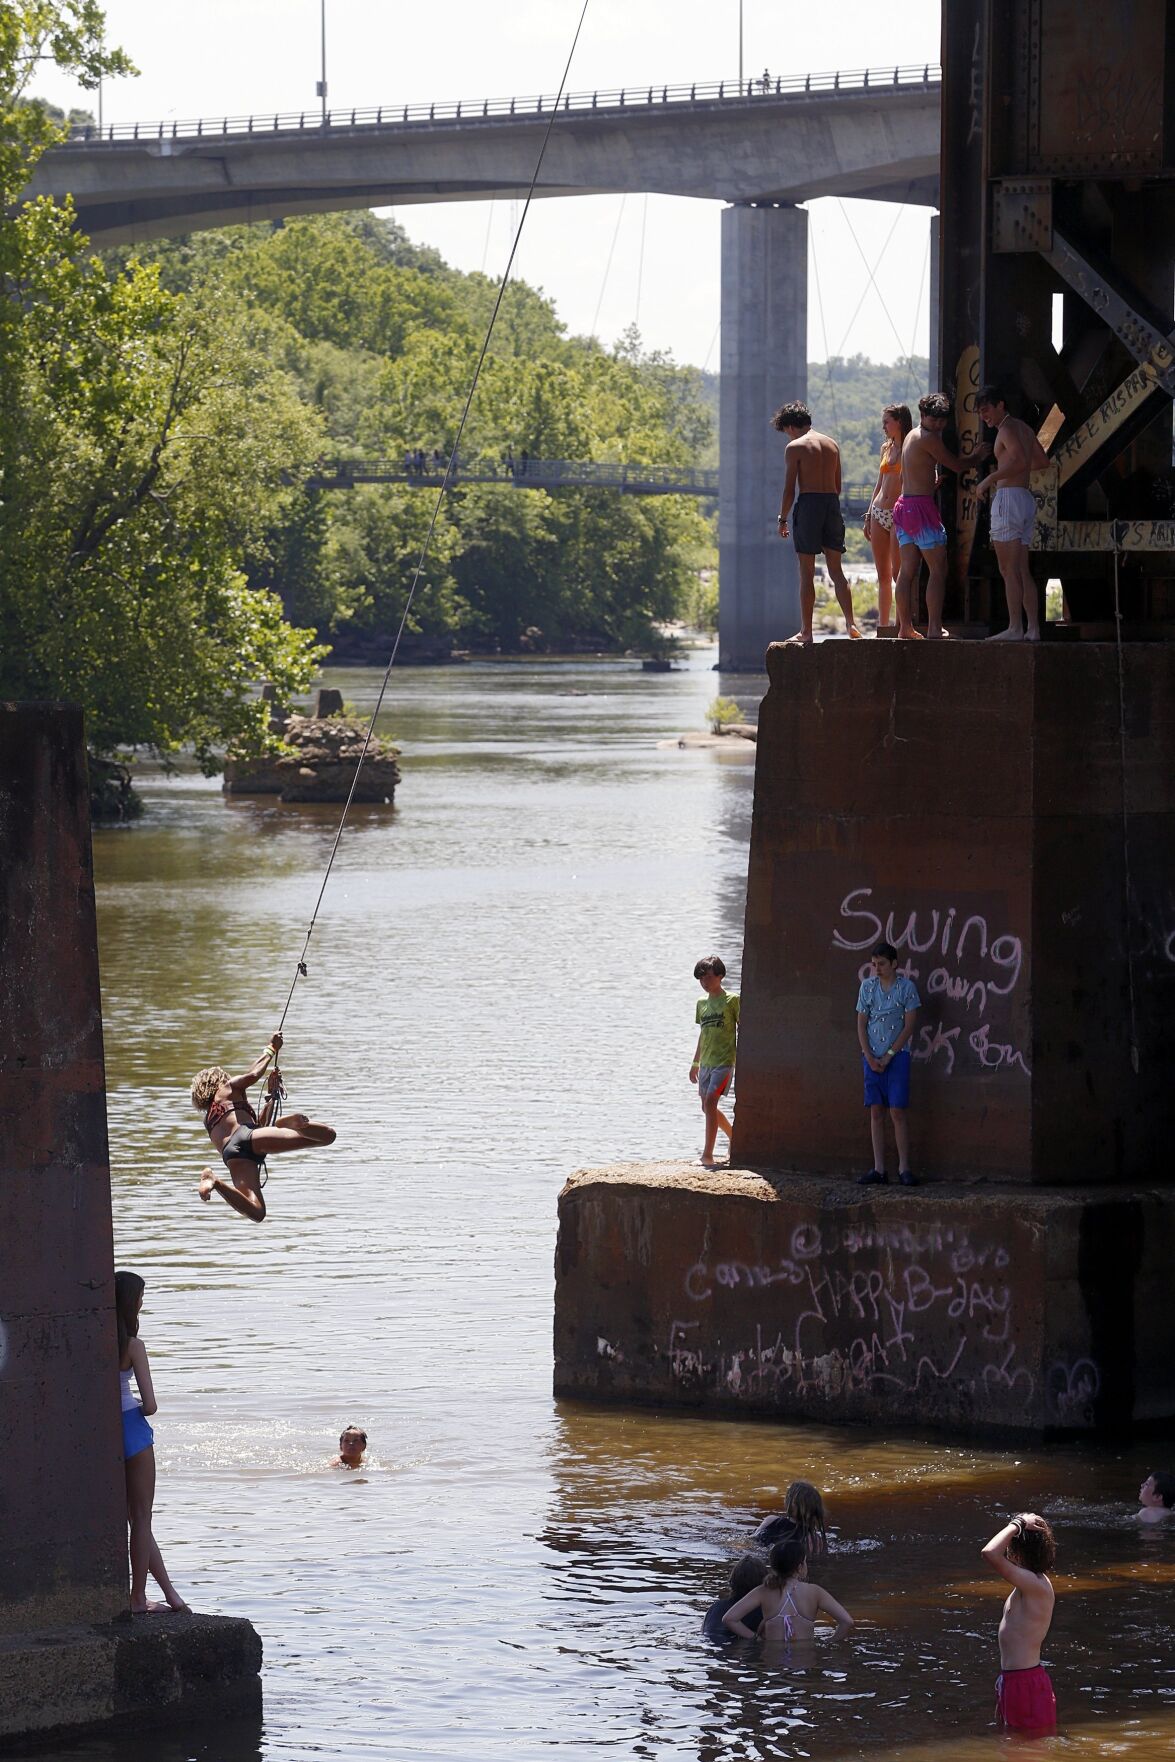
top-left (36, 0), bottom-right (943, 371)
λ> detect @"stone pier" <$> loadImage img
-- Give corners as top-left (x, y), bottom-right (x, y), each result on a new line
top-left (718, 203), bottom-right (807, 670)
top-left (553, 644), bottom-right (1175, 1434)
top-left (0, 704), bottom-right (261, 1745)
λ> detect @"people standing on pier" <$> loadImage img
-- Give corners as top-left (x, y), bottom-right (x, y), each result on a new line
top-left (192, 1031), bottom-right (336, 1223)
top-left (115, 1271), bottom-right (190, 1615)
top-left (974, 386), bottom-right (1050, 642)
top-left (856, 942), bottom-right (920, 1187)
top-left (893, 392), bottom-right (975, 640)
top-left (773, 401), bottom-right (862, 645)
top-left (689, 955), bottom-right (740, 1168)
top-left (1136, 1471), bottom-right (1175, 1523)
top-left (864, 404), bottom-right (911, 630)
top-left (722, 1539), bottom-right (854, 1648)
top-left (982, 1513), bottom-right (1057, 1734)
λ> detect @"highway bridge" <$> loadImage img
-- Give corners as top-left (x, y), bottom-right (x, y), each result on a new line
top-left (30, 64), bottom-right (942, 667)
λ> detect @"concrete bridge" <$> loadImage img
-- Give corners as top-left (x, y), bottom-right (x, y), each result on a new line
top-left (32, 65), bottom-right (942, 667)
top-left (307, 455), bottom-right (879, 518)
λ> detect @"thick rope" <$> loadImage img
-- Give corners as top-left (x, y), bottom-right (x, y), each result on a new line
top-left (276, 0), bottom-right (594, 1034)
top-left (1111, 534), bottom-right (1141, 1074)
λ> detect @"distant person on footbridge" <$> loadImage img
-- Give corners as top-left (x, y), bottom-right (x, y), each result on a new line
top-left (773, 401), bottom-right (862, 646)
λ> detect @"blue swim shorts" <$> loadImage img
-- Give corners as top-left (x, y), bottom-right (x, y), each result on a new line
top-left (893, 493), bottom-right (947, 551)
top-left (122, 1404), bottom-right (155, 1460)
top-left (698, 1065), bottom-right (733, 1106)
top-left (862, 1049), bottom-right (911, 1109)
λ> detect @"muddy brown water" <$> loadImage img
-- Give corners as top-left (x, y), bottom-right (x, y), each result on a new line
top-left (28, 657), bottom-right (1175, 1760)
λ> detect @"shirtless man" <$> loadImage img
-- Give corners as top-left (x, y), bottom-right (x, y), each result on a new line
top-left (981, 1513), bottom-right (1058, 1734)
top-left (893, 391), bottom-right (977, 640)
top-left (773, 400), bottom-right (861, 645)
top-left (974, 385), bottom-right (1051, 641)
top-left (1136, 1470), bottom-right (1175, 1523)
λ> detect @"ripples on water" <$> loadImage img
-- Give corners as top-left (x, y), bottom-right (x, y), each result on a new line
top-left (33, 657), bottom-right (1175, 1761)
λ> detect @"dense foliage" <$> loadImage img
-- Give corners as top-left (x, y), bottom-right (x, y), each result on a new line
top-left (0, 4), bottom-right (327, 763)
top-left (119, 215), bottom-right (717, 658)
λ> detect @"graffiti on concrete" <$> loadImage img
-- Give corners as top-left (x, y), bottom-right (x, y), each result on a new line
top-left (668, 1217), bottom-right (1084, 1420)
top-left (832, 886), bottom-right (1031, 1078)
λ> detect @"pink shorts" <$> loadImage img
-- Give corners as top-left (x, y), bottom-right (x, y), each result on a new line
top-left (996, 1665), bottom-right (1056, 1733)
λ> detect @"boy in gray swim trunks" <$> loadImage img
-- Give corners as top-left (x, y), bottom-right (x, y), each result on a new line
top-left (773, 401), bottom-right (861, 646)
top-left (690, 956), bottom-right (740, 1167)
top-left (975, 385), bottom-right (1050, 642)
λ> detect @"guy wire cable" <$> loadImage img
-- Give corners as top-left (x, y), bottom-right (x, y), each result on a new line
top-left (276, 0), bottom-right (595, 1034)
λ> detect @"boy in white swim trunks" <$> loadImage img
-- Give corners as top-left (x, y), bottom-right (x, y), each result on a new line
top-left (975, 385), bottom-right (1051, 642)
top-left (689, 955), bottom-right (740, 1167)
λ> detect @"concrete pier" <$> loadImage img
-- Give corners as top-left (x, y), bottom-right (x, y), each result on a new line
top-left (0, 704), bottom-right (261, 1745)
top-left (553, 642), bottom-right (1175, 1435)
top-left (718, 204), bottom-right (807, 670)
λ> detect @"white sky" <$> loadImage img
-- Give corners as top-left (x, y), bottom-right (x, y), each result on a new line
top-left (37, 0), bottom-right (943, 369)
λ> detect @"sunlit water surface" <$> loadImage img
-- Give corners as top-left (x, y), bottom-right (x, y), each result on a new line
top-left (33, 656), bottom-right (1175, 1760)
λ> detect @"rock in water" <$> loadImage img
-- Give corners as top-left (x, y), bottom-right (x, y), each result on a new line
top-left (223, 716), bottom-right (401, 803)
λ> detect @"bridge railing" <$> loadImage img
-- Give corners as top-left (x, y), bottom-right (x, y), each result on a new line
top-left (305, 457), bottom-right (880, 508)
top-left (65, 63), bottom-right (941, 146)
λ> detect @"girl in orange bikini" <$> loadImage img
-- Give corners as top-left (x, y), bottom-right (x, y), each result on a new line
top-left (190, 1032), bottom-right (336, 1222)
top-left (863, 403), bottom-right (912, 630)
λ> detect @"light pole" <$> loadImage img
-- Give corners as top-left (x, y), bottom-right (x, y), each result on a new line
top-left (316, 0), bottom-right (328, 122)
top-left (738, 0), bottom-right (743, 89)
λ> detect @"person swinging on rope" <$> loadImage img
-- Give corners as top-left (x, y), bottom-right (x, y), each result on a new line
top-left (190, 1032), bottom-right (336, 1222)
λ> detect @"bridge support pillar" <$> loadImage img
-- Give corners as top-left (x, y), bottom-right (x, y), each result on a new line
top-left (929, 211), bottom-right (940, 390)
top-left (718, 203), bottom-right (807, 672)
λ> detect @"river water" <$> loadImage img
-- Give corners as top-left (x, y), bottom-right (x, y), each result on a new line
top-left (38, 655), bottom-right (1175, 1760)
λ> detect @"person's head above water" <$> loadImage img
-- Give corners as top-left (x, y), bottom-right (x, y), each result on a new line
top-left (784, 1480), bottom-right (828, 1551)
top-left (729, 1553), bottom-right (767, 1599)
top-left (765, 1539), bottom-right (808, 1587)
top-left (1007, 1514), bottom-right (1056, 1573)
top-left (114, 1269), bottom-right (145, 1359)
top-left (190, 1067), bottom-right (231, 1111)
top-left (336, 1426), bottom-right (368, 1467)
top-left (1139, 1471), bottom-right (1175, 1511)
top-left (771, 400), bottom-right (812, 435)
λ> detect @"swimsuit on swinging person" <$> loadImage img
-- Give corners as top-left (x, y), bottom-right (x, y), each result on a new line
top-left (763, 1584), bottom-right (803, 1643)
top-left (205, 1096), bottom-right (263, 1167)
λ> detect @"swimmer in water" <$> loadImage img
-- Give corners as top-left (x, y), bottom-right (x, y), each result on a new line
top-left (721, 1539), bottom-right (853, 1647)
top-left (702, 1554), bottom-right (767, 1641)
top-left (982, 1512), bottom-right (1057, 1734)
top-left (332, 1426), bottom-right (368, 1469)
top-left (191, 1032), bottom-right (336, 1223)
top-left (1137, 1471), bottom-right (1175, 1523)
top-left (754, 1478), bottom-right (829, 1552)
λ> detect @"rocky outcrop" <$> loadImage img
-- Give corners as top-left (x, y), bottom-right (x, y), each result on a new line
top-left (223, 715), bottom-right (400, 803)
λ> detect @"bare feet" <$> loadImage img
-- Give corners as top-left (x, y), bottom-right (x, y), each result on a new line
top-left (847, 625), bottom-right (863, 639)
top-left (166, 1592), bottom-right (192, 1613)
top-left (198, 1168), bottom-right (216, 1202)
top-left (897, 625), bottom-right (925, 641)
top-left (131, 1598), bottom-right (174, 1614)
top-left (987, 626), bottom-right (1025, 642)
top-left (927, 626), bottom-right (951, 640)
top-left (1026, 627), bottom-right (1042, 642)
top-left (782, 631), bottom-right (813, 647)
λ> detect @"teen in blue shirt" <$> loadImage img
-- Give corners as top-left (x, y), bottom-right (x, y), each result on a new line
top-left (855, 941), bottom-right (920, 1186)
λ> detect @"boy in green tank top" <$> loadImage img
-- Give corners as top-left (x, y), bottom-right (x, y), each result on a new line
top-left (689, 955), bottom-right (740, 1167)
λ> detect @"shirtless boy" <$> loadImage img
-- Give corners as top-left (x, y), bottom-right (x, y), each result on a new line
top-left (773, 401), bottom-right (861, 644)
top-left (1137, 1470), bottom-right (1175, 1522)
top-left (974, 385), bottom-right (1051, 642)
top-left (893, 392), bottom-right (976, 640)
top-left (981, 1513), bottom-right (1058, 1734)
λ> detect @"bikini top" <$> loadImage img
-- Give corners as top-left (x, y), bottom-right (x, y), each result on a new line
top-left (764, 1584), bottom-right (802, 1641)
top-left (204, 1095), bottom-right (257, 1133)
top-left (879, 446), bottom-right (902, 474)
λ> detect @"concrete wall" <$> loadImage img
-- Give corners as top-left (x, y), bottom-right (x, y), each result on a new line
top-left (554, 1164), bottom-right (1175, 1433)
top-left (731, 641), bottom-right (1175, 1183)
top-left (0, 705), bottom-right (126, 1630)
top-left (718, 205), bottom-right (807, 670)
